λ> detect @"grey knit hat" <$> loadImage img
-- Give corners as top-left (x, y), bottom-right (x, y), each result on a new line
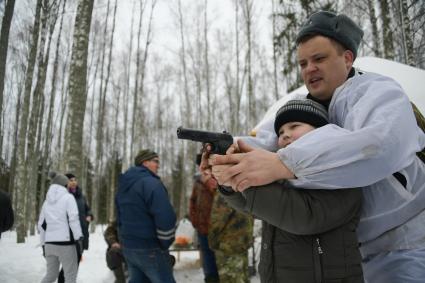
top-left (274, 99), bottom-right (329, 135)
top-left (134, 149), bottom-right (158, 166)
top-left (296, 11), bottom-right (363, 58)
top-left (48, 171), bottom-right (69, 187)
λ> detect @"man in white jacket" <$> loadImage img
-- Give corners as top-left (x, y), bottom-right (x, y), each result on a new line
top-left (207, 11), bottom-right (425, 283)
top-left (38, 172), bottom-right (83, 283)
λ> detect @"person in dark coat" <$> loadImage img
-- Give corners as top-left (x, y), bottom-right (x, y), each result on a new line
top-left (0, 190), bottom-right (14, 238)
top-left (57, 173), bottom-right (93, 283)
top-left (65, 173), bottom-right (93, 250)
top-left (217, 99), bottom-right (364, 283)
top-left (116, 149), bottom-right (177, 283)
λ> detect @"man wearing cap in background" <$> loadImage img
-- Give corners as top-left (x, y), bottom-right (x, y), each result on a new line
top-left (116, 149), bottom-right (177, 283)
top-left (206, 10), bottom-right (425, 283)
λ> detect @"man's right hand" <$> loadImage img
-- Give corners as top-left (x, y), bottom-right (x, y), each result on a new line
top-left (210, 139), bottom-right (295, 191)
top-left (200, 142), bottom-right (240, 188)
top-left (111, 242), bottom-right (121, 249)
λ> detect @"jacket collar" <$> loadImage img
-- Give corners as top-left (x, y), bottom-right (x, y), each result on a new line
top-left (307, 67), bottom-right (356, 110)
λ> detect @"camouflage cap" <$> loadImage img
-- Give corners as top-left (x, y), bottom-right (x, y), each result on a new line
top-left (134, 149), bottom-right (158, 166)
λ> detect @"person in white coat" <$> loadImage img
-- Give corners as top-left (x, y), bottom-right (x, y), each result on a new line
top-left (205, 11), bottom-right (425, 283)
top-left (38, 172), bottom-right (83, 283)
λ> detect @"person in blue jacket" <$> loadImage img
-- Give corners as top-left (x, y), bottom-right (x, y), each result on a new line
top-left (116, 149), bottom-right (177, 283)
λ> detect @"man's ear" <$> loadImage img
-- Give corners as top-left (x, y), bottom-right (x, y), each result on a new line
top-left (344, 50), bottom-right (354, 71)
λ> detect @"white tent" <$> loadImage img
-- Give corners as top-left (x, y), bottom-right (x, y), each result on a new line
top-left (252, 57), bottom-right (425, 141)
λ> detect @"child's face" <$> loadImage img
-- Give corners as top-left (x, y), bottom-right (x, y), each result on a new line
top-left (277, 121), bottom-right (316, 148)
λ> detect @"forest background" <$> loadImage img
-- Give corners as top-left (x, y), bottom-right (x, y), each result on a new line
top-left (0, 0), bottom-right (423, 243)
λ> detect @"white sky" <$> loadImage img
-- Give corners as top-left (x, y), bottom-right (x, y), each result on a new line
top-left (115, 0), bottom-right (274, 60)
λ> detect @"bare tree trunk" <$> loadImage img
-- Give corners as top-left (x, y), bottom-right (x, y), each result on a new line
top-left (242, 0), bottom-right (255, 128)
top-left (234, 0), bottom-right (241, 134)
top-left (0, 0), bottom-right (16, 156)
top-left (14, 0), bottom-right (42, 243)
top-left (204, 0), bottom-right (211, 129)
top-left (26, 0), bottom-right (56, 235)
top-left (65, 0), bottom-right (94, 178)
top-left (107, 0), bottom-right (119, 222)
top-left (178, 0), bottom-right (191, 127)
top-left (398, 0), bottom-right (415, 66)
top-left (137, 0), bottom-right (156, 149)
top-left (8, 72), bottom-right (25, 200)
top-left (109, 82), bottom-right (121, 221)
top-left (271, 0), bottom-right (281, 101)
top-left (130, 0), bottom-right (147, 157)
top-left (57, 39), bottom-right (71, 163)
top-left (93, 0), bottom-right (118, 231)
top-left (367, 0), bottom-right (382, 57)
top-left (93, 0), bottom-right (112, 232)
top-left (379, 0), bottom-right (395, 59)
top-left (123, 1), bottom-right (136, 168)
top-left (39, 0), bottom-right (67, 212)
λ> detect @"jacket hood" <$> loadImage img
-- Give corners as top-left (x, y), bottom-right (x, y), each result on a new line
top-left (46, 184), bottom-right (69, 204)
top-left (119, 166), bottom-right (157, 193)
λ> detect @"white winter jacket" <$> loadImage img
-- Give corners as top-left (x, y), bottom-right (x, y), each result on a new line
top-left (249, 70), bottom-right (425, 253)
top-left (38, 184), bottom-right (83, 244)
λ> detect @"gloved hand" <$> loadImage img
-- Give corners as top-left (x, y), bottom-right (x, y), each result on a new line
top-left (76, 238), bottom-right (84, 255)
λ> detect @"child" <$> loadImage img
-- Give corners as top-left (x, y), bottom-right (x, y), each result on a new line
top-left (218, 99), bottom-right (364, 283)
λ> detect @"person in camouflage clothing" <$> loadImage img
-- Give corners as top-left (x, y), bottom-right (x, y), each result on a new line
top-left (189, 154), bottom-right (219, 283)
top-left (104, 221), bottom-right (126, 283)
top-left (207, 174), bottom-right (253, 283)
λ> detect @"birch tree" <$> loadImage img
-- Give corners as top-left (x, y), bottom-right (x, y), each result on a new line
top-left (241, 0), bottom-right (256, 128)
top-left (65, 0), bottom-right (94, 177)
top-left (25, 0), bottom-right (56, 235)
top-left (378, 0), bottom-right (395, 59)
top-left (39, 0), bottom-right (67, 208)
top-left (397, 0), bottom-right (414, 66)
top-left (130, 0), bottom-right (146, 156)
top-left (366, 0), bottom-right (382, 57)
top-left (0, 0), bottom-right (16, 155)
top-left (14, 0), bottom-right (42, 243)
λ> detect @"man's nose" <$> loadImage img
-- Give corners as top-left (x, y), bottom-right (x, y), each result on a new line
top-left (305, 61), bottom-right (318, 73)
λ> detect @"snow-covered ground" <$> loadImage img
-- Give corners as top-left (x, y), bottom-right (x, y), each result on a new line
top-left (0, 226), bottom-right (260, 283)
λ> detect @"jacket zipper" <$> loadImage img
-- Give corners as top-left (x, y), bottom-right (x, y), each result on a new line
top-left (314, 237), bottom-right (324, 283)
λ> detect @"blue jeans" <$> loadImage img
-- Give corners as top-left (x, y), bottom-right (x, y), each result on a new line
top-left (363, 248), bottom-right (425, 283)
top-left (198, 232), bottom-right (219, 280)
top-left (122, 247), bottom-right (175, 283)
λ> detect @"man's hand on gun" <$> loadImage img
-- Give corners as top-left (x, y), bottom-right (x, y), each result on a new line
top-left (201, 143), bottom-right (240, 189)
top-left (210, 140), bottom-right (294, 191)
top-left (177, 126), bottom-right (294, 192)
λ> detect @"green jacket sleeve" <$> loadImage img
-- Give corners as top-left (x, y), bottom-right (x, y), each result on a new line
top-left (223, 181), bottom-right (362, 235)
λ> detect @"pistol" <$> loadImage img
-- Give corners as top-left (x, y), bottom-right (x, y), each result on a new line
top-left (176, 126), bottom-right (234, 155)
